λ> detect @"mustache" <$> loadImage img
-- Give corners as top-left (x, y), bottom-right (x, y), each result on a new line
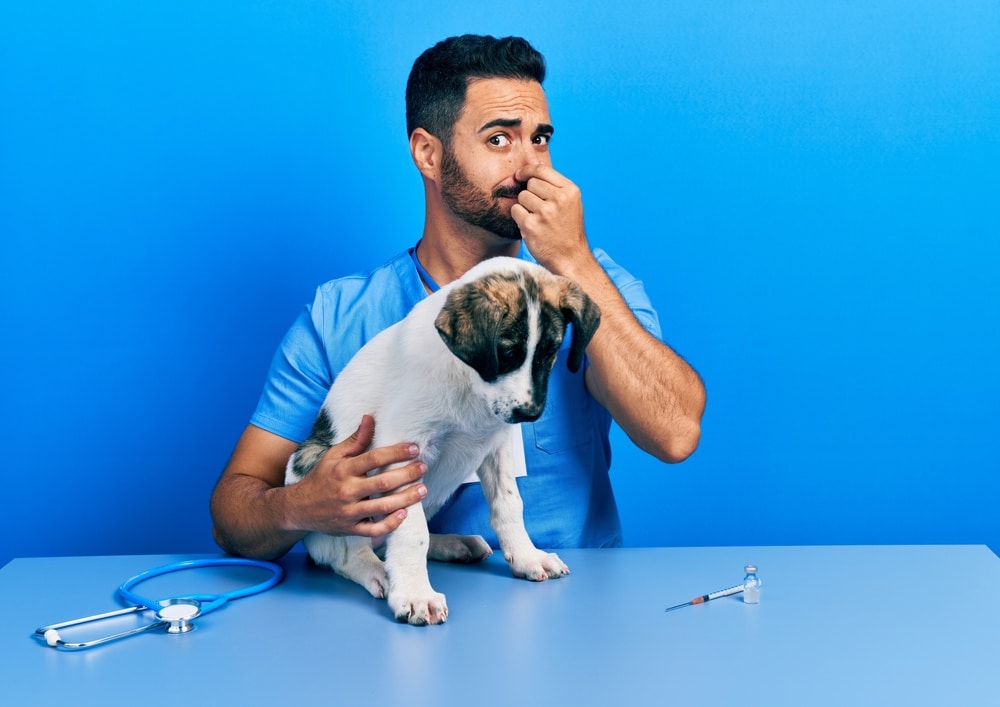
top-left (492, 182), bottom-right (528, 199)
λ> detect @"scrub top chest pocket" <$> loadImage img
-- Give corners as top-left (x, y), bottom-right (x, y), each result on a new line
top-left (529, 341), bottom-right (597, 455)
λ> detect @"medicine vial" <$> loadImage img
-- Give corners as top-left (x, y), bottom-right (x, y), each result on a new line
top-left (743, 564), bottom-right (761, 604)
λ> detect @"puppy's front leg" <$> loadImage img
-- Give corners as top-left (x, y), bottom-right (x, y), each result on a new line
top-left (383, 502), bottom-right (448, 625)
top-left (478, 434), bottom-right (569, 581)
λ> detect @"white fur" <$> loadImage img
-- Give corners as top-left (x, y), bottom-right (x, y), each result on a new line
top-left (285, 257), bottom-right (593, 625)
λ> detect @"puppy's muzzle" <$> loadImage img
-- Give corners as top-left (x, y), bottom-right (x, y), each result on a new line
top-left (510, 403), bottom-right (543, 424)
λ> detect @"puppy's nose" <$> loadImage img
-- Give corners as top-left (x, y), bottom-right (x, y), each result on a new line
top-left (511, 404), bottom-right (543, 423)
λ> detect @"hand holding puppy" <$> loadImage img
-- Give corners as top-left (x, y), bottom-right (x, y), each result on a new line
top-left (283, 414), bottom-right (428, 538)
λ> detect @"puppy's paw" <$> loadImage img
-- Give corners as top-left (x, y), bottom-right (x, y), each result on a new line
top-left (389, 591), bottom-right (449, 626)
top-left (358, 566), bottom-right (389, 599)
top-left (506, 550), bottom-right (570, 581)
top-left (428, 533), bottom-right (493, 563)
top-left (333, 550), bottom-right (388, 599)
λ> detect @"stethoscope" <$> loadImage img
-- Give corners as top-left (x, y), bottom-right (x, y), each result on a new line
top-left (34, 558), bottom-right (283, 650)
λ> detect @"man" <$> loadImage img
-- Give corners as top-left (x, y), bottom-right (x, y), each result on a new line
top-left (210, 35), bottom-right (705, 560)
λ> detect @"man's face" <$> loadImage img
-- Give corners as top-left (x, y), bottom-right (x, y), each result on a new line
top-left (439, 78), bottom-right (553, 241)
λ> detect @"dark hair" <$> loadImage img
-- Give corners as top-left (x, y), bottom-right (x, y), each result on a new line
top-left (405, 35), bottom-right (546, 144)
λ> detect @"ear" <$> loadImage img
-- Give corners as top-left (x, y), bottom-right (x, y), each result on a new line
top-left (434, 282), bottom-right (503, 382)
top-left (559, 281), bottom-right (601, 373)
top-left (409, 128), bottom-right (443, 182)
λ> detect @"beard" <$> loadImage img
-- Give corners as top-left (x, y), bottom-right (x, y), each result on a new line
top-left (439, 147), bottom-right (523, 241)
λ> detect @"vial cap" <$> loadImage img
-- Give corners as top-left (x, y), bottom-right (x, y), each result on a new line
top-left (744, 564), bottom-right (757, 573)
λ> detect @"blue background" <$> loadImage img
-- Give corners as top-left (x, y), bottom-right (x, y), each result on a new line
top-left (2, 1), bottom-right (997, 566)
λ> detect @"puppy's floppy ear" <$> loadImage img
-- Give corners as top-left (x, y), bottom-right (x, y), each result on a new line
top-left (435, 281), bottom-right (503, 382)
top-left (559, 280), bottom-right (601, 373)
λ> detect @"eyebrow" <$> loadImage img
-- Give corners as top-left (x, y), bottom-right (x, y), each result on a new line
top-left (478, 118), bottom-right (555, 136)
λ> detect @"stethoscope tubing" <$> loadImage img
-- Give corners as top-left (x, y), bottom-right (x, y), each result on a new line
top-left (36, 557), bottom-right (283, 650)
top-left (118, 558), bottom-right (284, 616)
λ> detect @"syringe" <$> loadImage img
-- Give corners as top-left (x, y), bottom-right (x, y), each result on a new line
top-left (664, 583), bottom-right (744, 612)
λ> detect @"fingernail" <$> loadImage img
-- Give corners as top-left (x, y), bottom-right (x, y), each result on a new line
top-left (417, 484), bottom-right (427, 498)
top-left (407, 444), bottom-right (419, 456)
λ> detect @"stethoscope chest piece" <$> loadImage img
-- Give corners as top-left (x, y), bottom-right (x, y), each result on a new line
top-left (156, 599), bottom-right (202, 634)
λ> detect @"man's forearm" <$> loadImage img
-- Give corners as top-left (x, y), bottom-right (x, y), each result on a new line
top-left (210, 474), bottom-right (306, 561)
top-left (570, 257), bottom-right (705, 463)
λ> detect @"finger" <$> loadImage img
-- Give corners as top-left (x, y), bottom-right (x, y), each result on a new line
top-left (351, 475), bottom-right (429, 537)
top-left (338, 414), bottom-right (376, 457)
top-left (516, 189), bottom-right (546, 214)
top-left (325, 438), bottom-right (420, 482)
top-left (362, 459), bottom-right (427, 495)
top-left (511, 202), bottom-right (530, 224)
top-left (515, 163), bottom-right (562, 184)
top-left (355, 509), bottom-right (409, 537)
top-left (359, 478), bottom-right (428, 517)
top-left (353, 442), bottom-right (421, 478)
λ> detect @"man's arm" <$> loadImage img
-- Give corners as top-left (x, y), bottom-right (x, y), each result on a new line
top-left (210, 415), bottom-right (429, 560)
top-left (573, 262), bottom-right (704, 462)
top-left (513, 164), bottom-right (706, 463)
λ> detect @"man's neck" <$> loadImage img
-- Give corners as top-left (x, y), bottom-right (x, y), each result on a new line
top-left (416, 220), bottom-right (521, 287)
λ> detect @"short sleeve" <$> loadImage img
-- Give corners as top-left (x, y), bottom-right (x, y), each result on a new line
top-left (250, 294), bottom-right (334, 443)
top-left (593, 247), bottom-right (663, 341)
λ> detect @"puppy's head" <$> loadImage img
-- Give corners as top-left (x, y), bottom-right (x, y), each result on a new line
top-left (434, 259), bottom-right (601, 424)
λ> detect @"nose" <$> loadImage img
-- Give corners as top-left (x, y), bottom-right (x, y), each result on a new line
top-left (510, 403), bottom-right (543, 423)
top-left (509, 151), bottom-right (546, 192)
top-left (511, 140), bottom-right (547, 170)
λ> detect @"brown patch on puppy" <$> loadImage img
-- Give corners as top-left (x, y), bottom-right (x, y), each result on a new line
top-left (434, 271), bottom-right (530, 382)
top-left (435, 264), bottom-right (602, 383)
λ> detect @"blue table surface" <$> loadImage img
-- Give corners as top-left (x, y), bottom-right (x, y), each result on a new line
top-left (3, 545), bottom-right (999, 706)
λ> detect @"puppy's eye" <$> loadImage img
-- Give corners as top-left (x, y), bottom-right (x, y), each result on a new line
top-left (537, 339), bottom-right (559, 360)
top-left (496, 340), bottom-right (526, 370)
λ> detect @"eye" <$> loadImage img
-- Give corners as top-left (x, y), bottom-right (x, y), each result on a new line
top-left (533, 133), bottom-right (551, 146)
top-left (498, 343), bottom-right (518, 362)
top-left (488, 133), bottom-right (512, 148)
top-left (536, 334), bottom-right (561, 361)
top-left (496, 339), bottom-right (526, 374)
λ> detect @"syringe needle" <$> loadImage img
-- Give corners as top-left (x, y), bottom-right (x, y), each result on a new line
top-left (665, 584), bottom-right (744, 612)
top-left (664, 599), bottom-right (699, 612)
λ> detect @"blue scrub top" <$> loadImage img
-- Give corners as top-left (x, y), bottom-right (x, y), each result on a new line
top-left (251, 247), bottom-right (662, 549)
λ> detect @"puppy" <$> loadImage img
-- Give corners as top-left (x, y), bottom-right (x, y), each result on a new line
top-left (285, 256), bottom-right (601, 625)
